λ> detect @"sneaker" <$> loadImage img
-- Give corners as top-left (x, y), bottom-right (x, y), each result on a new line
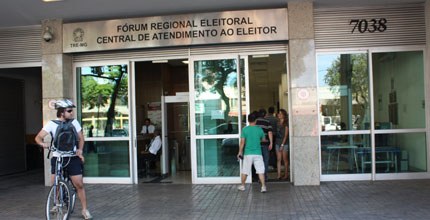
top-left (237, 185), bottom-right (245, 191)
top-left (82, 209), bottom-right (93, 220)
top-left (261, 186), bottom-right (267, 193)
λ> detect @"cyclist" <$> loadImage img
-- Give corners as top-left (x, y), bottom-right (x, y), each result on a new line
top-left (35, 99), bottom-right (93, 220)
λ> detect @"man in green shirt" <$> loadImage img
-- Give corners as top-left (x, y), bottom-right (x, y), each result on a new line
top-left (237, 112), bottom-right (267, 193)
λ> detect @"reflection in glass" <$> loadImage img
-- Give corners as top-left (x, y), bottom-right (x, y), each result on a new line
top-left (321, 134), bottom-right (370, 174)
top-left (374, 133), bottom-right (426, 173)
top-left (318, 53), bottom-right (370, 131)
top-left (194, 59), bottom-right (244, 135)
top-left (83, 140), bottom-right (130, 177)
top-left (372, 51), bottom-right (425, 129)
top-left (196, 139), bottom-right (239, 177)
top-left (77, 65), bottom-right (129, 137)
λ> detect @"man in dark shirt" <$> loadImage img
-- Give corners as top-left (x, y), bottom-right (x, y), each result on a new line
top-left (255, 109), bottom-right (273, 181)
top-left (265, 106), bottom-right (278, 169)
top-left (266, 106), bottom-right (278, 135)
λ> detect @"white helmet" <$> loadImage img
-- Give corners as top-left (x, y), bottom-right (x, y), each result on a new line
top-left (54, 99), bottom-right (76, 109)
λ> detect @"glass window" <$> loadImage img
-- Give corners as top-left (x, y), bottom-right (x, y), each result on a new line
top-left (318, 53), bottom-right (370, 131)
top-left (83, 140), bottom-right (130, 177)
top-left (372, 51), bottom-right (425, 129)
top-left (196, 139), bottom-right (239, 177)
top-left (194, 59), bottom-right (241, 135)
top-left (319, 50), bottom-right (427, 177)
top-left (77, 65), bottom-right (129, 137)
top-left (373, 133), bottom-right (427, 173)
top-left (321, 134), bottom-right (370, 174)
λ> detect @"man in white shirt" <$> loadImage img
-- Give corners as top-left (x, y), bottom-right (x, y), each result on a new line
top-left (141, 129), bottom-right (162, 173)
top-left (34, 99), bottom-right (92, 219)
top-left (141, 118), bottom-right (155, 136)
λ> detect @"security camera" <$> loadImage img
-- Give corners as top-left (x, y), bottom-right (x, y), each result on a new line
top-left (43, 26), bottom-right (53, 42)
top-left (43, 31), bottom-right (52, 42)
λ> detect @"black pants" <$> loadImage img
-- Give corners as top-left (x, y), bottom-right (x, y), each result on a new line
top-left (141, 153), bottom-right (157, 170)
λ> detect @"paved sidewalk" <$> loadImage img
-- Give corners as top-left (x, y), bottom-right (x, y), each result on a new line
top-left (1, 170), bottom-right (430, 219)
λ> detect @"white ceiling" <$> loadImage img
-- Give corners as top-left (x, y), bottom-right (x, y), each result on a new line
top-left (1, 0), bottom-right (423, 28)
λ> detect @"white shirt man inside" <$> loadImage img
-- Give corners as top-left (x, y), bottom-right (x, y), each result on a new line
top-left (141, 118), bottom-right (155, 137)
top-left (141, 129), bottom-right (162, 174)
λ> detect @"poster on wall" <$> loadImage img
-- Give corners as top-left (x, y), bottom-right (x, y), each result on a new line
top-left (147, 102), bottom-right (161, 128)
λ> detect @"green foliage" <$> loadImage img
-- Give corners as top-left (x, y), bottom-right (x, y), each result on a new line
top-left (81, 65), bottom-right (128, 110)
top-left (324, 54), bottom-right (369, 108)
top-left (196, 59), bottom-right (244, 119)
top-left (80, 65), bottom-right (128, 136)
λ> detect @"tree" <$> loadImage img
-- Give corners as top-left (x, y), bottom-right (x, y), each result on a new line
top-left (197, 59), bottom-right (244, 120)
top-left (323, 54), bottom-right (369, 129)
top-left (81, 65), bottom-right (128, 136)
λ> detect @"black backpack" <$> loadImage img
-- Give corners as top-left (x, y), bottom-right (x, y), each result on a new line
top-left (51, 119), bottom-right (79, 152)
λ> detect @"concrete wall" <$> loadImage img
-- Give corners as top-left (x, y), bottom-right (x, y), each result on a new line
top-left (288, 1), bottom-right (320, 185)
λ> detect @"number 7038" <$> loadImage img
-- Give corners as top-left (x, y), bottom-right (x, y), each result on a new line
top-left (349, 18), bottom-right (387, 33)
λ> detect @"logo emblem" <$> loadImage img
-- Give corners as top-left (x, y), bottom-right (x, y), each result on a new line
top-left (73, 28), bottom-right (84, 42)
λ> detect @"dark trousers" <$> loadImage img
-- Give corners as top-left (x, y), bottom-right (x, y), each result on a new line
top-left (261, 143), bottom-right (270, 180)
top-left (141, 153), bottom-right (157, 171)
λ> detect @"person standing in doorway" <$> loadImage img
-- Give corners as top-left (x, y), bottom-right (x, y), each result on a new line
top-left (141, 118), bottom-right (155, 137)
top-left (265, 106), bottom-right (278, 170)
top-left (266, 107), bottom-right (278, 136)
top-left (34, 99), bottom-right (93, 220)
top-left (237, 112), bottom-right (267, 192)
top-left (256, 108), bottom-right (273, 181)
top-left (275, 109), bottom-right (289, 180)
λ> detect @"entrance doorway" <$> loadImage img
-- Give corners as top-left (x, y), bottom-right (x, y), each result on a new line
top-left (248, 53), bottom-right (289, 182)
top-left (161, 97), bottom-right (191, 183)
top-left (134, 59), bottom-right (191, 183)
top-left (189, 52), bottom-right (288, 184)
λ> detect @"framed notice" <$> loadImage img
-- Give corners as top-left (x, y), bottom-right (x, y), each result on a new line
top-left (147, 102), bottom-right (161, 127)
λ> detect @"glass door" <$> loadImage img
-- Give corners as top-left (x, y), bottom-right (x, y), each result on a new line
top-left (76, 62), bottom-right (133, 184)
top-left (189, 55), bottom-right (247, 184)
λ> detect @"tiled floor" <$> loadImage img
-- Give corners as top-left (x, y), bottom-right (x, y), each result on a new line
top-left (1, 169), bottom-right (430, 219)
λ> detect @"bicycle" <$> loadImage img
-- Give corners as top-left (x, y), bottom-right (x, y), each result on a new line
top-left (45, 147), bottom-right (77, 220)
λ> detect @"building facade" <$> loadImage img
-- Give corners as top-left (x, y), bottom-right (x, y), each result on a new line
top-left (0, 1), bottom-right (429, 186)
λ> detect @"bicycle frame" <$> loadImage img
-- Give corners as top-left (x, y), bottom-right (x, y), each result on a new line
top-left (46, 148), bottom-right (76, 220)
top-left (53, 156), bottom-right (67, 208)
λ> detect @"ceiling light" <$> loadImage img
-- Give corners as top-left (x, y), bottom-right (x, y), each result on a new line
top-left (252, 54), bottom-right (269, 58)
top-left (152, 60), bottom-right (168, 63)
top-left (42, 0), bottom-right (64, 2)
top-left (182, 60), bottom-right (189, 64)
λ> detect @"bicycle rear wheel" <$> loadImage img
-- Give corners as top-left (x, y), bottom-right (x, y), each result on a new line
top-left (45, 180), bottom-right (71, 220)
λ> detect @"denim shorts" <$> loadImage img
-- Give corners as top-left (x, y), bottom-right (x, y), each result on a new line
top-left (275, 144), bottom-right (289, 152)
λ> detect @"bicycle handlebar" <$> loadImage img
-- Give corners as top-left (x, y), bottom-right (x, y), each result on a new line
top-left (47, 146), bottom-right (76, 158)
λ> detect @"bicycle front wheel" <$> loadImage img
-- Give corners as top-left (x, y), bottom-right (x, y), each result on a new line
top-left (69, 183), bottom-right (76, 214)
top-left (46, 180), bottom-right (71, 220)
